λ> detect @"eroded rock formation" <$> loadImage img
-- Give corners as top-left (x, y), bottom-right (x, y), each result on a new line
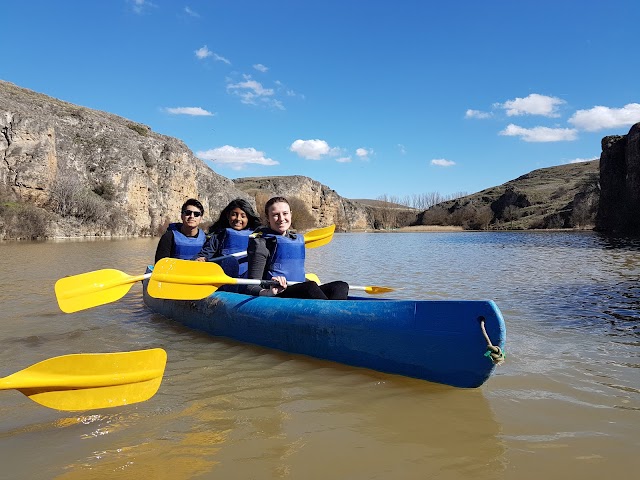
top-left (596, 123), bottom-right (640, 235)
top-left (0, 80), bottom-right (253, 237)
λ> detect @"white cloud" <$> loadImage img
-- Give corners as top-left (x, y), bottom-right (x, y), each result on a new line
top-left (226, 75), bottom-right (283, 109)
top-left (130, 0), bottom-right (154, 14)
top-left (568, 103), bottom-right (640, 132)
top-left (290, 139), bottom-right (332, 160)
top-left (195, 45), bottom-right (230, 64)
top-left (195, 46), bottom-right (212, 59)
top-left (431, 158), bottom-right (456, 167)
top-left (499, 124), bottom-right (578, 142)
top-left (356, 148), bottom-right (371, 159)
top-left (184, 6), bottom-right (199, 17)
top-left (398, 144), bottom-right (406, 154)
top-left (465, 109), bottom-right (492, 119)
top-left (567, 157), bottom-right (599, 164)
top-left (336, 156), bottom-right (352, 163)
top-left (165, 107), bottom-right (214, 116)
top-left (498, 94), bottom-right (565, 117)
top-left (196, 145), bottom-right (278, 170)
top-left (253, 64), bottom-right (268, 73)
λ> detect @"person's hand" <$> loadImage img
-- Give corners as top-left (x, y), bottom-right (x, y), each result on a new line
top-left (261, 276), bottom-right (287, 296)
top-left (195, 257), bottom-right (206, 262)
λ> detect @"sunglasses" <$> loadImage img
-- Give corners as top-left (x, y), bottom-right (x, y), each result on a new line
top-left (182, 210), bottom-right (202, 217)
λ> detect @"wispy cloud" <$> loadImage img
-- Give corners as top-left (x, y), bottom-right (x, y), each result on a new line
top-left (184, 6), bottom-right (199, 17)
top-left (130, 0), bottom-right (155, 14)
top-left (465, 109), bottom-right (492, 119)
top-left (227, 75), bottom-right (283, 109)
top-left (431, 158), bottom-right (456, 167)
top-left (290, 139), bottom-right (341, 160)
top-left (336, 156), bottom-right (352, 163)
top-left (398, 144), bottom-right (406, 154)
top-left (196, 145), bottom-right (278, 171)
top-left (356, 148), bottom-right (371, 160)
top-left (165, 107), bottom-right (214, 116)
top-left (499, 124), bottom-right (578, 142)
top-left (568, 103), bottom-right (640, 132)
top-left (566, 157), bottom-right (599, 164)
top-left (497, 94), bottom-right (565, 117)
top-left (195, 45), bottom-right (230, 64)
top-left (253, 64), bottom-right (268, 73)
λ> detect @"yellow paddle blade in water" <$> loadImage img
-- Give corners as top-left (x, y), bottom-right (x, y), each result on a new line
top-left (361, 285), bottom-right (395, 294)
top-left (0, 349), bottom-right (167, 411)
top-left (55, 269), bottom-right (148, 313)
top-left (303, 224), bottom-right (335, 248)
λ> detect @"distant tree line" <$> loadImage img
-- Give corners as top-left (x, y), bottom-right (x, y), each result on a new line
top-left (376, 192), bottom-right (468, 210)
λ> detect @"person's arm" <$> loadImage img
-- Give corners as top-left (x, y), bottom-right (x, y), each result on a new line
top-left (194, 232), bottom-right (221, 261)
top-left (245, 236), bottom-right (273, 296)
top-left (155, 231), bottom-right (174, 263)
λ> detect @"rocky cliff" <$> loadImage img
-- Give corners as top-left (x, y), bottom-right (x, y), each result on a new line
top-left (596, 123), bottom-right (640, 235)
top-left (0, 80), bottom-right (378, 239)
top-left (233, 176), bottom-right (372, 231)
top-left (0, 80), bottom-right (250, 238)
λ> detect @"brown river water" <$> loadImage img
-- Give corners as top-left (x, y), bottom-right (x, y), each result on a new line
top-left (0, 232), bottom-right (638, 479)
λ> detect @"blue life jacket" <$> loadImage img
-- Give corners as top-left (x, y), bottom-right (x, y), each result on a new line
top-left (263, 231), bottom-right (306, 282)
top-left (168, 223), bottom-right (205, 260)
top-left (221, 228), bottom-right (252, 277)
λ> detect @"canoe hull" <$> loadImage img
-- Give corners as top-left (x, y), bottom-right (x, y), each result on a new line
top-left (143, 277), bottom-right (505, 388)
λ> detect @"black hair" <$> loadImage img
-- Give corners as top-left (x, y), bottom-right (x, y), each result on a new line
top-left (264, 196), bottom-right (290, 216)
top-left (181, 198), bottom-right (204, 215)
top-left (210, 198), bottom-right (261, 233)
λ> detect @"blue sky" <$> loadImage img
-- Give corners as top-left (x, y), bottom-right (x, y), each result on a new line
top-left (3, 1), bottom-right (639, 200)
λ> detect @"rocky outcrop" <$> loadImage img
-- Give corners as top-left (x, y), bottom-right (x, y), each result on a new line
top-left (596, 123), bottom-right (640, 235)
top-left (0, 80), bottom-right (251, 237)
top-left (233, 176), bottom-right (371, 231)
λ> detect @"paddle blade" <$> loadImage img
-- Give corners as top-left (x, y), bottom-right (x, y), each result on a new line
top-left (303, 224), bottom-right (335, 249)
top-left (0, 349), bottom-right (167, 411)
top-left (362, 285), bottom-right (395, 294)
top-left (55, 269), bottom-right (145, 313)
top-left (305, 273), bottom-right (321, 284)
top-left (148, 258), bottom-right (227, 300)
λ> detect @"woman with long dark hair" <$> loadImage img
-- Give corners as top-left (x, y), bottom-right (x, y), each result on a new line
top-left (194, 198), bottom-right (261, 276)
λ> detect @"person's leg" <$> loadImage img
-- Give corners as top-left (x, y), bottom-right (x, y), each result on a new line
top-left (319, 281), bottom-right (349, 300)
top-left (276, 281), bottom-right (328, 299)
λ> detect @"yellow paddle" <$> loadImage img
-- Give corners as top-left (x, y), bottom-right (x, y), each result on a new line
top-left (54, 225), bottom-right (336, 313)
top-left (0, 348), bottom-right (167, 411)
top-left (148, 258), bottom-right (395, 300)
top-left (55, 269), bottom-right (150, 313)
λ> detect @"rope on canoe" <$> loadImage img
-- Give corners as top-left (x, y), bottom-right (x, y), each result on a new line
top-left (478, 316), bottom-right (505, 365)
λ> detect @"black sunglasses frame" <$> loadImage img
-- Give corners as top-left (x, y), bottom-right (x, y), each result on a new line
top-left (182, 210), bottom-right (202, 217)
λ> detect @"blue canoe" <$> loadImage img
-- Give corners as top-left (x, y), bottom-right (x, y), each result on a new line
top-left (142, 271), bottom-right (506, 388)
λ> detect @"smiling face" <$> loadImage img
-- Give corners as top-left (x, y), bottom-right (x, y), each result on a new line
top-left (266, 201), bottom-right (292, 235)
top-left (227, 207), bottom-right (248, 231)
top-left (181, 206), bottom-right (203, 229)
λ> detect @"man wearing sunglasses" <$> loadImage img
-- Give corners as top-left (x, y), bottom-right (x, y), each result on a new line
top-left (155, 198), bottom-right (206, 263)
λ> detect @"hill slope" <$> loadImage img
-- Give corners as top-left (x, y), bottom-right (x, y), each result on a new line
top-left (417, 161), bottom-right (600, 230)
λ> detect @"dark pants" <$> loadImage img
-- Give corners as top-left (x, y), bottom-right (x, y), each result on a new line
top-left (276, 280), bottom-right (349, 300)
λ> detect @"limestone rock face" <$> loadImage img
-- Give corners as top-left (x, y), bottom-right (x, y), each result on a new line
top-left (596, 123), bottom-right (640, 235)
top-left (0, 80), bottom-right (251, 237)
top-left (233, 176), bottom-right (371, 231)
